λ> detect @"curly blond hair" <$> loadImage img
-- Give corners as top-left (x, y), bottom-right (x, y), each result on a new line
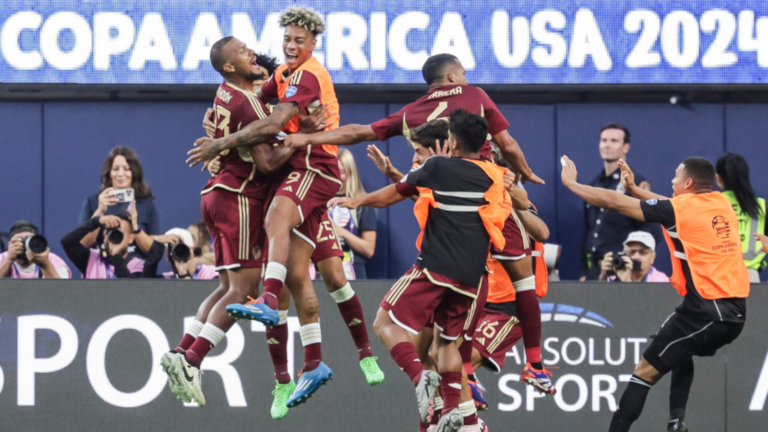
top-left (280, 7), bottom-right (325, 36)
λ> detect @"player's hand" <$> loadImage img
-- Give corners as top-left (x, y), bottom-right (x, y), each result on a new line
top-left (298, 104), bottom-right (334, 133)
top-left (618, 159), bottom-right (636, 191)
top-left (503, 171), bottom-right (516, 190)
top-left (7, 235), bottom-right (25, 261)
top-left (27, 247), bottom-right (51, 267)
top-left (367, 144), bottom-right (394, 177)
top-left (187, 137), bottom-right (220, 168)
top-left (155, 234), bottom-right (182, 245)
top-left (97, 188), bottom-right (118, 213)
top-left (430, 139), bottom-right (451, 157)
top-left (207, 156), bottom-right (222, 177)
top-left (99, 215), bottom-right (121, 228)
top-left (520, 170), bottom-right (546, 185)
top-left (508, 180), bottom-right (530, 211)
top-left (203, 107), bottom-right (216, 138)
top-left (284, 133), bottom-right (312, 149)
top-left (754, 233), bottom-right (768, 254)
top-left (328, 196), bottom-right (360, 210)
top-left (560, 156), bottom-right (578, 186)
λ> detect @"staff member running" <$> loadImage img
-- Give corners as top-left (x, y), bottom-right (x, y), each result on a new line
top-left (561, 156), bottom-right (749, 432)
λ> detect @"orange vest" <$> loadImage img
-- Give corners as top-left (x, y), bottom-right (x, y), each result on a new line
top-left (412, 159), bottom-right (512, 251)
top-left (531, 240), bottom-right (548, 298)
top-left (487, 257), bottom-right (515, 303)
top-left (274, 57), bottom-right (339, 156)
top-left (662, 192), bottom-right (750, 300)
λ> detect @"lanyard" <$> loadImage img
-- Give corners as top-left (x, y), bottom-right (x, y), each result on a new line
top-left (12, 262), bottom-right (40, 279)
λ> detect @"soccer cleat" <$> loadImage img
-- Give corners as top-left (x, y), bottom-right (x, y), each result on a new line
top-left (270, 380), bottom-right (296, 420)
top-left (468, 378), bottom-right (488, 411)
top-left (522, 362), bottom-right (556, 395)
top-left (667, 419), bottom-right (689, 432)
top-left (478, 418), bottom-right (489, 432)
top-left (457, 421), bottom-right (488, 432)
top-left (160, 350), bottom-right (190, 403)
top-left (416, 370), bottom-right (441, 423)
top-left (226, 296), bottom-right (279, 327)
top-left (360, 356), bottom-right (385, 385)
top-left (436, 408), bottom-right (463, 432)
top-left (427, 426), bottom-right (438, 432)
top-left (166, 351), bottom-right (205, 406)
top-left (286, 362), bottom-right (333, 407)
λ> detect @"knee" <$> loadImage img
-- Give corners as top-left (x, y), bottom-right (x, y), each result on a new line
top-left (325, 270), bottom-right (348, 292)
top-left (373, 308), bottom-right (389, 340)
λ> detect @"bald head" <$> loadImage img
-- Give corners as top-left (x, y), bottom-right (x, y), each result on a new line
top-left (210, 36), bottom-right (235, 74)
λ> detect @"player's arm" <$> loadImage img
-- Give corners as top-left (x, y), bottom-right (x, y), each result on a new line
top-left (618, 159), bottom-right (669, 201)
top-left (329, 184), bottom-right (408, 210)
top-left (493, 130), bottom-right (544, 185)
top-left (251, 145), bottom-right (294, 174)
top-left (187, 103), bottom-right (298, 167)
top-left (285, 124), bottom-right (378, 148)
top-left (517, 210), bottom-right (549, 243)
top-left (561, 156), bottom-right (645, 222)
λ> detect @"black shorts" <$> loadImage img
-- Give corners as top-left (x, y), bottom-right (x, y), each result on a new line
top-left (643, 311), bottom-right (744, 374)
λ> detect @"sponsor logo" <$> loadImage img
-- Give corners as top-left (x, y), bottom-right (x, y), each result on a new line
top-left (252, 246), bottom-right (261, 261)
top-left (712, 215), bottom-right (731, 239)
top-left (182, 365), bottom-right (195, 383)
top-left (645, 199), bottom-right (658, 205)
top-left (540, 303), bottom-right (613, 328)
top-left (348, 318), bottom-right (362, 327)
top-left (267, 338), bottom-right (280, 345)
top-left (285, 86), bottom-right (298, 98)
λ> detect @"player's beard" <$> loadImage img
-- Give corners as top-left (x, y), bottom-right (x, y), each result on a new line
top-left (247, 72), bottom-right (267, 82)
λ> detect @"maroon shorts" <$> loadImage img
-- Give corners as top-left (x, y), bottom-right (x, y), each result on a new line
top-left (464, 274), bottom-right (489, 340)
top-left (380, 266), bottom-right (479, 340)
top-left (472, 308), bottom-right (523, 373)
top-left (275, 167), bottom-right (341, 225)
top-left (201, 188), bottom-right (265, 271)
top-left (491, 213), bottom-right (532, 260)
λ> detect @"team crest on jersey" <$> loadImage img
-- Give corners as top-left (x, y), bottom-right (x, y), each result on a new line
top-left (285, 86), bottom-right (298, 98)
top-left (252, 246), bottom-right (262, 260)
top-left (712, 215), bottom-right (731, 239)
top-left (217, 87), bottom-right (233, 103)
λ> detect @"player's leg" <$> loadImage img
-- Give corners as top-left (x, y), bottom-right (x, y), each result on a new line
top-left (268, 285), bottom-right (295, 420)
top-left (434, 337), bottom-right (465, 432)
top-left (668, 359), bottom-right (694, 432)
top-left (258, 195), bottom-right (302, 312)
top-left (284, 232), bottom-right (332, 407)
top-left (609, 356), bottom-right (665, 432)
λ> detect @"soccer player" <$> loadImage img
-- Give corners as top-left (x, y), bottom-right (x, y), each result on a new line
top-left (284, 53), bottom-right (553, 393)
top-left (331, 110), bottom-right (512, 432)
top-left (161, 36), bottom-right (327, 406)
top-left (561, 156), bottom-right (749, 432)
top-left (187, 7), bottom-right (380, 407)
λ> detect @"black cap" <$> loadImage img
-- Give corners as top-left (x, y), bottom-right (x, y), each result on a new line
top-left (10, 220), bottom-right (39, 237)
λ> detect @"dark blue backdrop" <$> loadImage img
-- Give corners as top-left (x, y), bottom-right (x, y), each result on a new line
top-left (1, 101), bottom-right (766, 280)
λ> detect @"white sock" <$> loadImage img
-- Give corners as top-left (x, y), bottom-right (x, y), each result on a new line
top-left (278, 310), bottom-right (289, 325)
top-left (299, 323), bottom-right (322, 346)
top-left (185, 320), bottom-right (204, 338)
top-left (330, 282), bottom-right (355, 303)
top-left (197, 323), bottom-right (226, 347)
top-left (265, 262), bottom-right (287, 282)
top-left (434, 396), bottom-right (444, 411)
top-left (459, 400), bottom-right (476, 417)
top-left (513, 275), bottom-right (536, 292)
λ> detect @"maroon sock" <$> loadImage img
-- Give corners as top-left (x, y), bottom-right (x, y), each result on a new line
top-left (440, 371), bottom-right (463, 413)
top-left (390, 342), bottom-right (424, 385)
top-left (418, 419), bottom-right (429, 432)
top-left (185, 336), bottom-right (215, 369)
top-left (515, 289), bottom-right (543, 363)
top-left (266, 323), bottom-right (291, 384)
top-left (261, 278), bottom-right (283, 310)
top-left (335, 293), bottom-right (373, 360)
top-left (176, 334), bottom-right (196, 351)
top-left (464, 412), bottom-right (478, 425)
top-left (303, 342), bottom-right (323, 372)
top-left (430, 400), bottom-right (442, 425)
top-left (459, 339), bottom-right (472, 364)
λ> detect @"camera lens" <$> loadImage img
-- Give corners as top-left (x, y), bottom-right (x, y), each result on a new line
top-left (171, 243), bottom-right (191, 262)
top-left (611, 254), bottom-right (626, 270)
top-left (193, 247), bottom-right (202, 257)
top-left (106, 229), bottom-right (124, 244)
top-left (23, 235), bottom-right (48, 254)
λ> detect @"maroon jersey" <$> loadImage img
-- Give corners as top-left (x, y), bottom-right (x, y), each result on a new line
top-left (371, 84), bottom-right (510, 160)
top-left (202, 82), bottom-right (278, 200)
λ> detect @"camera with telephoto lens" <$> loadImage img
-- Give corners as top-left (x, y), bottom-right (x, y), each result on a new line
top-left (612, 252), bottom-right (642, 271)
top-left (22, 235), bottom-right (48, 254)
top-left (105, 228), bottom-right (124, 245)
top-left (170, 243), bottom-right (191, 262)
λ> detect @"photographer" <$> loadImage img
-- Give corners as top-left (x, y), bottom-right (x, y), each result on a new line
top-left (599, 231), bottom-right (669, 283)
top-left (159, 228), bottom-right (217, 280)
top-left (0, 221), bottom-right (71, 279)
top-left (61, 205), bottom-right (163, 278)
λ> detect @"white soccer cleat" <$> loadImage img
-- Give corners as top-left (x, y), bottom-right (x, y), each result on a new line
top-left (436, 408), bottom-right (463, 432)
top-left (160, 351), bottom-right (190, 403)
top-left (416, 370), bottom-right (441, 423)
top-left (167, 351), bottom-right (206, 406)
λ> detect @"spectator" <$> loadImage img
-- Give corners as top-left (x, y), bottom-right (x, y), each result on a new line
top-left (0, 220), bottom-right (71, 279)
top-left (62, 204), bottom-right (163, 278)
top-left (716, 153), bottom-right (766, 282)
top-left (599, 231), bottom-right (669, 283)
top-left (581, 123), bottom-right (661, 281)
top-left (187, 220), bottom-right (216, 267)
top-left (160, 228), bottom-right (217, 280)
top-left (329, 148), bottom-right (378, 279)
top-left (79, 146), bottom-right (160, 236)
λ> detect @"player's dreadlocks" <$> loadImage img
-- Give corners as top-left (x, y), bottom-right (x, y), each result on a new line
top-left (279, 7), bottom-right (325, 36)
top-left (255, 53), bottom-right (280, 77)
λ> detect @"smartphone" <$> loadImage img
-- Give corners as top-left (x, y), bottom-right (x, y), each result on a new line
top-left (112, 188), bottom-right (135, 203)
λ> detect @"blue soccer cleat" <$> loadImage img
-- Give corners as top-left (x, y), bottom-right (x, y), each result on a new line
top-left (468, 378), bottom-right (488, 411)
top-left (286, 362), bottom-right (333, 407)
top-left (226, 296), bottom-right (279, 327)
